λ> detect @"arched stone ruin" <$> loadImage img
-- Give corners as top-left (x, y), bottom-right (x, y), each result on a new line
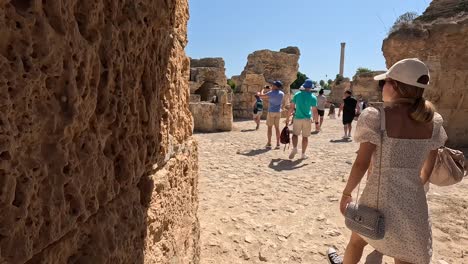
top-left (0, 0), bottom-right (199, 263)
top-left (189, 58), bottom-right (233, 132)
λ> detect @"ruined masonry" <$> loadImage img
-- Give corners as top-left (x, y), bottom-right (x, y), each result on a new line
top-left (383, 0), bottom-right (468, 146)
top-left (351, 71), bottom-right (386, 102)
top-left (233, 47), bottom-right (300, 119)
top-left (0, 0), bottom-right (200, 263)
top-left (189, 58), bottom-right (233, 132)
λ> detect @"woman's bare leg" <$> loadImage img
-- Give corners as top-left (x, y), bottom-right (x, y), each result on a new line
top-left (343, 232), bottom-right (368, 264)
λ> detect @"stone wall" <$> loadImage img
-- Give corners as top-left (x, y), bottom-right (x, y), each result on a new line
top-left (329, 78), bottom-right (351, 104)
top-left (233, 47), bottom-right (300, 119)
top-left (189, 58), bottom-right (232, 132)
top-left (382, 0), bottom-right (468, 146)
top-left (351, 71), bottom-right (385, 102)
top-left (0, 0), bottom-right (199, 263)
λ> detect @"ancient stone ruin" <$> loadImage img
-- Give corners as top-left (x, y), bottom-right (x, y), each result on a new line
top-left (189, 58), bottom-right (233, 132)
top-left (351, 71), bottom-right (386, 102)
top-left (382, 0), bottom-right (468, 146)
top-left (232, 47), bottom-right (300, 118)
top-left (0, 0), bottom-right (199, 263)
top-left (329, 78), bottom-right (351, 104)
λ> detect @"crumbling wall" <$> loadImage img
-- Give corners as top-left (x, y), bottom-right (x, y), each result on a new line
top-left (233, 47), bottom-right (300, 119)
top-left (189, 58), bottom-right (232, 132)
top-left (351, 71), bottom-right (385, 102)
top-left (0, 0), bottom-right (199, 263)
top-left (382, 0), bottom-right (468, 146)
top-left (329, 78), bottom-right (351, 104)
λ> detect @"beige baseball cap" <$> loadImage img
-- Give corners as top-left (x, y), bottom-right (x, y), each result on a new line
top-left (374, 58), bottom-right (430, 89)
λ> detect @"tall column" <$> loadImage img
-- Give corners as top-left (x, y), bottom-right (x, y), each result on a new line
top-left (339, 42), bottom-right (346, 77)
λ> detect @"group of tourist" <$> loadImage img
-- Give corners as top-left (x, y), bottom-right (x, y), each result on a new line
top-left (252, 58), bottom-right (449, 264)
top-left (253, 78), bottom-right (366, 159)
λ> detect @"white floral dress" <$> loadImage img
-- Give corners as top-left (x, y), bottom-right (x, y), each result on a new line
top-left (354, 107), bottom-right (447, 264)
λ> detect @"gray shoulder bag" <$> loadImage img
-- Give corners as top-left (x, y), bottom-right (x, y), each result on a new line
top-left (344, 107), bottom-right (386, 240)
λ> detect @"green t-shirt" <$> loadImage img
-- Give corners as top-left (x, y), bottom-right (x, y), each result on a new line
top-left (292, 91), bottom-right (317, 119)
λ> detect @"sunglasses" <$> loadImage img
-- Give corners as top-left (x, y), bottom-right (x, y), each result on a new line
top-left (378, 79), bottom-right (396, 89)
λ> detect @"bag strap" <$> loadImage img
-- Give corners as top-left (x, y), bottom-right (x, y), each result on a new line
top-left (354, 106), bottom-right (385, 210)
top-left (376, 106), bottom-right (385, 209)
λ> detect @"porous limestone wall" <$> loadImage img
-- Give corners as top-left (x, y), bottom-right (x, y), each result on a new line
top-left (0, 0), bottom-right (199, 263)
top-left (351, 71), bottom-right (385, 102)
top-left (382, 0), bottom-right (468, 146)
top-left (233, 47), bottom-right (300, 119)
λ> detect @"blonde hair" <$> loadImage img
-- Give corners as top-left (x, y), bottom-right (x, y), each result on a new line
top-left (396, 81), bottom-right (435, 123)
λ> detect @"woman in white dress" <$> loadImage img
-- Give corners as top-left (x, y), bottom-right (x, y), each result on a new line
top-left (339, 58), bottom-right (447, 264)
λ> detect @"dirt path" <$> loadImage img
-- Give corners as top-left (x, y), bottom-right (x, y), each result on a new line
top-left (196, 118), bottom-right (468, 264)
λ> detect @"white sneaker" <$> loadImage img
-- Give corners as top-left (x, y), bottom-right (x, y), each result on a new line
top-left (301, 154), bottom-right (308, 160)
top-left (289, 148), bottom-right (298, 159)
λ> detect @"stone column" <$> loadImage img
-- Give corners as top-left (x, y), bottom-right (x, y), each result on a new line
top-left (339, 42), bottom-right (346, 77)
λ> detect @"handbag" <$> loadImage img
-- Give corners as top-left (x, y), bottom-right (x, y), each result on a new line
top-left (345, 107), bottom-right (385, 240)
top-left (429, 147), bottom-right (466, 186)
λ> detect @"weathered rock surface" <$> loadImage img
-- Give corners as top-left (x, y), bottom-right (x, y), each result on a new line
top-left (233, 47), bottom-right (300, 119)
top-left (351, 71), bottom-right (385, 102)
top-left (329, 78), bottom-right (351, 104)
top-left (189, 58), bottom-right (232, 132)
top-left (382, 0), bottom-right (468, 146)
top-left (189, 58), bottom-right (228, 97)
top-left (0, 0), bottom-right (199, 263)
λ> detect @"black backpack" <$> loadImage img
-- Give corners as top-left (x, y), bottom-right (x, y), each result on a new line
top-left (280, 126), bottom-right (290, 150)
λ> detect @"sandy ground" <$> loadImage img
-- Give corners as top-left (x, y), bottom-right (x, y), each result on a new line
top-left (196, 117), bottom-right (468, 264)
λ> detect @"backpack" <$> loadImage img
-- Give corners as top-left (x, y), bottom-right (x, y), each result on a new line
top-left (280, 126), bottom-right (290, 150)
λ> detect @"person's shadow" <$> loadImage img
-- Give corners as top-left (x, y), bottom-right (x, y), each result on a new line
top-left (268, 158), bottom-right (309, 171)
top-left (364, 250), bottom-right (383, 264)
top-left (240, 129), bottom-right (256, 132)
top-left (330, 138), bottom-right (352, 143)
top-left (237, 148), bottom-right (269, 157)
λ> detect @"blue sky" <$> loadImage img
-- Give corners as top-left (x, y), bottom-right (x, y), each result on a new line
top-left (186, 0), bottom-right (429, 82)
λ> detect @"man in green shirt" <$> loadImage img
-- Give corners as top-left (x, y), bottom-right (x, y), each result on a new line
top-left (285, 79), bottom-right (319, 159)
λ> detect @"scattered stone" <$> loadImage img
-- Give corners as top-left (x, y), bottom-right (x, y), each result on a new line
top-left (437, 260), bottom-right (449, 264)
top-left (244, 235), bottom-right (255, 244)
top-left (316, 215), bottom-right (326, 222)
top-left (325, 229), bottom-right (342, 237)
top-left (240, 248), bottom-right (250, 260)
top-left (328, 197), bottom-right (339, 202)
top-left (259, 250), bottom-right (268, 262)
top-left (277, 236), bottom-right (287, 242)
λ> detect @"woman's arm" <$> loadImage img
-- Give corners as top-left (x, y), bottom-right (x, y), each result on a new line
top-left (420, 149), bottom-right (438, 184)
top-left (340, 142), bottom-right (376, 214)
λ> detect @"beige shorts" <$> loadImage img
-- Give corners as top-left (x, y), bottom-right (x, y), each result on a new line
top-left (266, 112), bottom-right (281, 127)
top-left (253, 112), bottom-right (262, 119)
top-left (292, 119), bottom-right (311, 136)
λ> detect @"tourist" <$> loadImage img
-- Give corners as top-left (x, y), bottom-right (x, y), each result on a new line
top-left (328, 103), bottom-right (336, 119)
top-left (260, 81), bottom-right (285, 149)
top-left (317, 89), bottom-right (327, 129)
top-left (355, 95), bottom-right (368, 120)
top-left (338, 90), bottom-right (358, 139)
top-left (252, 92), bottom-right (263, 130)
top-left (337, 58), bottom-right (446, 264)
top-left (285, 79), bottom-right (319, 159)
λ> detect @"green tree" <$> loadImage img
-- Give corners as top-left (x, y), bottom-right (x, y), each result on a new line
top-left (290, 71), bottom-right (308, 90)
top-left (319, 80), bottom-right (325, 87)
top-left (227, 79), bottom-right (236, 90)
top-left (356, 67), bottom-right (372, 75)
top-left (389, 11), bottom-right (419, 35)
top-left (327, 79), bottom-right (333, 85)
top-left (335, 74), bottom-right (344, 85)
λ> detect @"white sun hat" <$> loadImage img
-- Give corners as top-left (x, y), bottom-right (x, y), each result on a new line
top-left (374, 58), bottom-right (430, 89)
